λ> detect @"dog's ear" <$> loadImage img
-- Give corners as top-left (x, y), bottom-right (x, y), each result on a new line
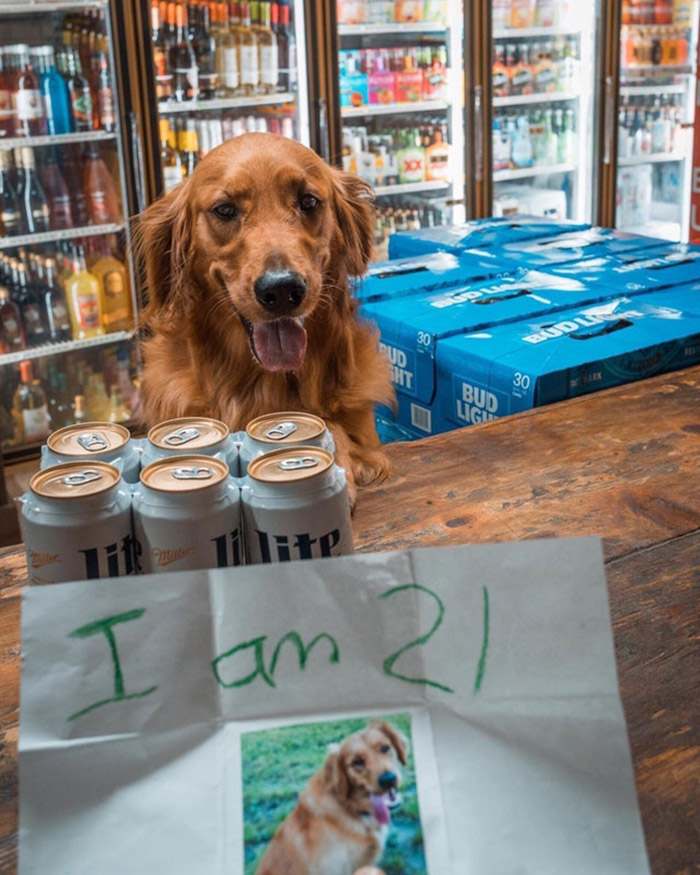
top-left (331, 169), bottom-right (375, 278)
top-left (133, 179), bottom-right (193, 322)
top-left (372, 721), bottom-right (409, 765)
top-left (323, 746), bottom-right (350, 799)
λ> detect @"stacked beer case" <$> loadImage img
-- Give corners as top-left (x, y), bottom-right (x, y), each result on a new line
top-left (355, 218), bottom-right (700, 442)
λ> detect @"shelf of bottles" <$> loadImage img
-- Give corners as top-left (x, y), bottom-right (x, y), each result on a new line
top-left (615, 0), bottom-right (698, 241)
top-left (149, 0), bottom-right (308, 194)
top-left (0, 2), bottom-right (141, 459)
top-left (491, 0), bottom-right (595, 223)
top-left (337, 0), bottom-right (463, 260)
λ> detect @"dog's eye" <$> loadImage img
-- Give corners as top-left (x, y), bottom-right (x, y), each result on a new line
top-left (379, 744), bottom-right (390, 754)
top-left (351, 756), bottom-right (365, 768)
top-left (211, 203), bottom-right (239, 222)
top-left (299, 193), bottom-right (320, 213)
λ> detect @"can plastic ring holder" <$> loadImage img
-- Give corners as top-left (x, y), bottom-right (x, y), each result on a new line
top-left (164, 428), bottom-right (201, 446)
top-left (172, 466), bottom-right (214, 480)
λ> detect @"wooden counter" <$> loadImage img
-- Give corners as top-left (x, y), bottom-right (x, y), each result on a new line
top-left (1, 366), bottom-right (699, 873)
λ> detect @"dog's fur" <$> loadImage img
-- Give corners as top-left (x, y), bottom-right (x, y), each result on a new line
top-left (134, 133), bottom-right (394, 500)
top-left (256, 720), bottom-right (408, 875)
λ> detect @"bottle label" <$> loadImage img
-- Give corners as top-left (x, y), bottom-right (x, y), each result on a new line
top-left (14, 89), bottom-right (44, 121)
top-left (104, 269), bottom-right (125, 299)
top-left (88, 190), bottom-right (109, 224)
top-left (98, 87), bottom-right (115, 128)
top-left (260, 45), bottom-right (279, 86)
top-left (32, 205), bottom-right (51, 227)
top-left (23, 405), bottom-right (50, 441)
top-left (3, 316), bottom-right (18, 335)
top-left (77, 291), bottom-right (100, 328)
top-left (175, 66), bottom-right (199, 100)
top-left (163, 165), bottom-right (184, 192)
top-left (1, 208), bottom-right (21, 234)
top-left (0, 89), bottom-right (12, 120)
top-left (22, 302), bottom-right (43, 332)
top-left (240, 46), bottom-right (259, 86)
top-left (71, 91), bottom-right (93, 125)
top-left (51, 195), bottom-right (73, 228)
top-left (52, 299), bottom-right (71, 330)
top-left (224, 47), bottom-right (240, 89)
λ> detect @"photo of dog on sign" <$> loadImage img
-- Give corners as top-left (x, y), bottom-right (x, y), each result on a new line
top-left (242, 714), bottom-right (428, 875)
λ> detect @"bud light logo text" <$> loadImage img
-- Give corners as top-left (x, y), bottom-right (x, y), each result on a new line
top-left (379, 341), bottom-right (415, 391)
top-left (454, 378), bottom-right (506, 424)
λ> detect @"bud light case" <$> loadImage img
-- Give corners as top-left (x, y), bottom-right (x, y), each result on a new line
top-left (387, 216), bottom-right (591, 259)
top-left (353, 249), bottom-right (515, 303)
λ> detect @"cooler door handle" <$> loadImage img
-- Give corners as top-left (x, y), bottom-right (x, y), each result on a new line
top-left (474, 84), bottom-right (483, 183)
top-left (603, 76), bottom-right (614, 166)
top-left (318, 98), bottom-right (330, 163)
top-left (130, 111), bottom-right (147, 214)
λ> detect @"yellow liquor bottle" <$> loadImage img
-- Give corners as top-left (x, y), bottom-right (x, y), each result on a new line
top-left (64, 249), bottom-right (104, 339)
top-left (91, 252), bottom-right (133, 333)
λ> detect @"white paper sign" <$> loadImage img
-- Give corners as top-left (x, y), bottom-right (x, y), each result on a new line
top-left (19, 537), bottom-right (650, 875)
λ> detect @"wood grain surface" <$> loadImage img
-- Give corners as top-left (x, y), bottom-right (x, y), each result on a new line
top-left (0, 365), bottom-right (699, 874)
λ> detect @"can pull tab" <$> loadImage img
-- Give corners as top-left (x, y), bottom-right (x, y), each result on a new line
top-left (77, 432), bottom-right (109, 452)
top-left (172, 466), bottom-right (214, 480)
top-left (278, 456), bottom-right (319, 471)
top-left (164, 427), bottom-right (200, 446)
top-left (265, 421), bottom-right (298, 440)
top-left (61, 469), bottom-right (103, 486)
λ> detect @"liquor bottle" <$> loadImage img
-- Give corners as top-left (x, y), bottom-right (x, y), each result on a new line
top-left (193, 1), bottom-right (217, 99)
top-left (0, 286), bottom-right (25, 353)
top-left (108, 384), bottom-right (129, 422)
top-left (152, 0), bottom-right (172, 101)
top-left (64, 246), bottom-right (104, 339)
top-left (12, 45), bottom-right (47, 137)
top-left (15, 147), bottom-right (51, 234)
top-left (159, 118), bottom-right (184, 191)
top-left (217, 2), bottom-right (240, 97)
top-left (239, 2), bottom-right (260, 95)
top-left (15, 262), bottom-right (50, 347)
top-left (39, 148), bottom-right (74, 231)
top-left (64, 47), bottom-right (94, 132)
top-left (425, 126), bottom-right (450, 181)
top-left (83, 143), bottom-right (121, 224)
top-left (178, 122), bottom-right (199, 176)
top-left (31, 46), bottom-right (73, 136)
top-left (73, 393), bottom-right (86, 425)
top-left (0, 150), bottom-right (25, 237)
top-left (258, 2), bottom-right (279, 94)
top-left (43, 257), bottom-right (73, 342)
top-left (169, 4), bottom-right (199, 102)
top-left (0, 47), bottom-right (16, 137)
top-left (12, 360), bottom-right (50, 443)
top-left (94, 52), bottom-right (116, 132)
top-left (60, 145), bottom-right (90, 228)
top-left (91, 248), bottom-right (133, 333)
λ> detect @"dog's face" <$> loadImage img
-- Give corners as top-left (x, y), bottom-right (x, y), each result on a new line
top-left (137, 133), bottom-right (374, 372)
top-left (324, 720), bottom-right (408, 826)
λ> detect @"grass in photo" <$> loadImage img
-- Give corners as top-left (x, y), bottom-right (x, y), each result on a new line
top-left (242, 712), bottom-right (427, 875)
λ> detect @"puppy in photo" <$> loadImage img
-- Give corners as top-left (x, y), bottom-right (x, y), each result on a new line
top-left (256, 720), bottom-right (408, 875)
top-left (135, 134), bottom-right (394, 503)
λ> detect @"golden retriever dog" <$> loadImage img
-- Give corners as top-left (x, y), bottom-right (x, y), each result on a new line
top-left (134, 133), bottom-right (394, 502)
top-left (256, 720), bottom-right (408, 875)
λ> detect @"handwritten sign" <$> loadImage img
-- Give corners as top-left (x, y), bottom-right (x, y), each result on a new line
top-left (19, 538), bottom-right (650, 874)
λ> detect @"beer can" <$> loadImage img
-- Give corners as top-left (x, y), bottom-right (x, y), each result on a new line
top-left (142, 416), bottom-right (239, 474)
top-left (19, 461), bottom-right (135, 585)
top-left (239, 411), bottom-right (335, 475)
top-left (41, 422), bottom-right (142, 484)
top-left (241, 446), bottom-right (354, 564)
top-left (134, 455), bottom-right (242, 574)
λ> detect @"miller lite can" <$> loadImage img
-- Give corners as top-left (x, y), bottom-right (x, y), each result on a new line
top-left (241, 446), bottom-right (353, 563)
top-left (19, 461), bottom-right (136, 585)
top-left (142, 416), bottom-right (239, 473)
top-left (41, 422), bottom-right (142, 484)
top-left (133, 455), bottom-right (242, 574)
top-left (239, 411), bottom-right (335, 475)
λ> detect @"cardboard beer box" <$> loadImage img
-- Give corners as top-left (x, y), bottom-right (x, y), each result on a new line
top-left (352, 249), bottom-right (514, 304)
top-left (432, 291), bottom-right (700, 431)
top-left (387, 216), bottom-right (591, 259)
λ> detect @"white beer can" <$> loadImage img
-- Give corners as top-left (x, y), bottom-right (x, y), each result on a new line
top-left (241, 446), bottom-right (353, 563)
top-left (239, 411), bottom-right (335, 475)
top-left (19, 461), bottom-right (135, 585)
top-left (41, 422), bottom-right (142, 484)
top-left (142, 416), bottom-right (239, 474)
top-left (133, 454), bottom-right (242, 574)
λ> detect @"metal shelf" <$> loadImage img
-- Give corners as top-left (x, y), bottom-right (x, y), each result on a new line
top-left (339, 23), bottom-right (447, 36)
top-left (622, 64), bottom-right (693, 75)
top-left (618, 151), bottom-right (686, 166)
top-left (373, 180), bottom-right (450, 196)
top-left (493, 162), bottom-right (576, 181)
top-left (494, 91), bottom-right (579, 107)
top-left (158, 92), bottom-right (295, 114)
top-left (493, 26), bottom-right (581, 38)
top-left (0, 222), bottom-right (125, 251)
top-left (0, 0), bottom-right (106, 13)
top-left (0, 130), bottom-right (117, 150)
top-left (620, 83), bottom-right (687, 96)
top-left (0, 330), bottom-right (132, 368)
top-left (342, 100), bottom-right (450, 118)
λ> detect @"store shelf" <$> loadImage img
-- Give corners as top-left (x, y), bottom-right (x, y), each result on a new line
top-left (0, 222), bottom-right (125, 251)
top-left (494, 162), bottom-right (576, 182)
top-left (0, 131), bottom-right (117, 150)
top-left (0, 0), bottom-right (105, 13)
top-left (373, 180), bottom-right (450, 196)
top-left (339, 23), bottom-right (447, 36)
top-left (618, 151), bottom-right (686, 166)
top-left (0, 330), bottom-right (132, 368)
top-left (620, 83), bottom-right (687, 96)
top-left (493, 91), bottom-right (579, 107)
top-left (621, 23), bottom-right (690, 32)
top-left (158, 93), bottom-right (295, 114)
top-left (622, 65), bottom-right (693, 76)
top-left (493, 26), bottom-right (581, 39)
top-left (342, 100), bottom-right (449, 118)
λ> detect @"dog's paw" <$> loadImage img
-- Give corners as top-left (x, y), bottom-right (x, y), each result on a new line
top-left (353, 449), bottom-right (390, 487)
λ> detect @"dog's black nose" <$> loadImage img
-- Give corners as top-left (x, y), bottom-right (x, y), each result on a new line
top-left (254, 270), bottom-right (306, 315)
top-left (378, 771), bottom-right (397, 790)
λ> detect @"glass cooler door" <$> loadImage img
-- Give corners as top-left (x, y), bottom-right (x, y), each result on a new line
top-left (0, 0), bottom-right (141, 463)
top-left (489, 0), bottom-right (601, 222)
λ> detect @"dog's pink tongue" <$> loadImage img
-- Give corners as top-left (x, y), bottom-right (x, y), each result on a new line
top-left (370, 793), bottom-right (391, 825)
top-left (253, 318), bottom-right (307, 371)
